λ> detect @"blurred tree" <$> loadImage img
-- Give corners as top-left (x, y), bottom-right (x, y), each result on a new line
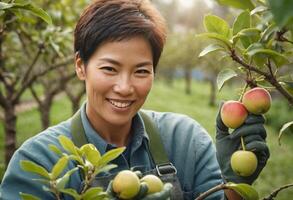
top-left (0, 0), bottom-right (88, 165)
top-left (63, 77), bottom-right (86, 114)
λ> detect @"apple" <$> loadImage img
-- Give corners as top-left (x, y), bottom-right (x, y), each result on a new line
top-left (140, 174), bottom-right (164, 194)
top-left (221, 101), bottom-right (248, 129)
top-left (230, 150), bottom-right (258, 177)
top-left (112, 170), bottom-right (140, 199)
top-left (242, 87), bottom-right (271, 114)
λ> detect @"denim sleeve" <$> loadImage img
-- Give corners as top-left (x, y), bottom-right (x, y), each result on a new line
top-left (145, 111), bottom-right (225, 200)
top-left (0, 126), bottom-right (80, 200)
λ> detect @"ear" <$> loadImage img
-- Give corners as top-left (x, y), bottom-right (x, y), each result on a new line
top-left (75, 52), bottom-right (86, 80)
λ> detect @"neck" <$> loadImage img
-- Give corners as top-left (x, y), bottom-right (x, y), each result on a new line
top-left (86, 108), bottom-right (132, 147)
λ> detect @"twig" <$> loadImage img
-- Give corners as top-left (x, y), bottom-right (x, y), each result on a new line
top-left (195, 184), bottom-right (227, 200)
top-left (12, 56), bottom-right (73, 104)
top-left (262, 183), bottom-right (293, 200)
top-left (230, 50), bottom-right (293, 106)
top-left (21, 44), bottom-right (43, 85)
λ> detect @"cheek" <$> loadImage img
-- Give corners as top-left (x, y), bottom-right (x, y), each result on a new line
top-left (136, 78), bottom-right (153, 97)
top-left (86, 75), bottom-right (113, 97)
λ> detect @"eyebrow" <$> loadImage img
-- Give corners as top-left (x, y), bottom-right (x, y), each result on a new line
top-left (99, 57), bottom-right (153, 68)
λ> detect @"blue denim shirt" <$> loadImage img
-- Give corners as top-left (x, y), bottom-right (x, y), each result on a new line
top-left (0, 103), bottom-right (224, 199)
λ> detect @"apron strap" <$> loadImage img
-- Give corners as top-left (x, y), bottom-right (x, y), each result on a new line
top-left (138, 111), bottom-right (170, 165)
top-left (71, 110), bottom-right (88, 148)
top-left (70, 109), bottom-right (171, 166)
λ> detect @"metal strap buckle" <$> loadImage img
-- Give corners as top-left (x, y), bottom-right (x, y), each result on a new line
top-left (155, 163), bottom-right (177, 176)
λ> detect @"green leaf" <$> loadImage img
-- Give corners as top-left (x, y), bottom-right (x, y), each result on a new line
top-left (0, 2), bottom-right (13, 10)
top-left (20, 160), bottom-right (50, 179)
top-left (199, 44), bottom-right (225, 58)
top-left (204, 15), bottom-right (230, 38)
top-left (1, 3), bottom-right (52, 25)
top-left (82, 187), bottom-right (106, 200)
top-left (81, 144), bottom-right (101, 166)
top-left (260, 23), bottom-right (278, 43)
top-left (94, 164), bottom-right (117, 177)
top-left (217, 69), bottom-right (238, 91)
top-left (98, 147), bottom-right (125, 167)
top-left (278, 121), bottom-right (293, 145)
top-left (56, 167), bottom-right (78, 189)
top-left (250, 6), bottom-right (268, 15)
top-left (233, 28), bottom-right (261, 44)
top-left (31, 178), bottom-right (50, 185)
top-left (246, 48), bottom-right (289, 67)
top-left (15, 3), bottom-right (52, 25)
top-left (283, 81), bottom-right (293, 95)
top-left (58, 135), bottom-right (78, 156)
top-left (51, 156), bottom-right (68, 179)
top-left (233, 10), bottom-right (250, 36)
top-left (268, 0), bottom-right (293, 28)
top-left (226, 182), bottom-right (259, 200)
top-left (196, 33), bottom-right (232, 48)
top-left (59, 188), bottom-right (81, 199)
top-left (48, 144), bottom-right (63, 156)
top-left (216, 0), bottom-right (255, 11)
top-left (20, 193), bottom-right (41, 200)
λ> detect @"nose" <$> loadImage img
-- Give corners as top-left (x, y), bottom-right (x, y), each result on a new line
top-left (113, 74), bottom-right (134, 96)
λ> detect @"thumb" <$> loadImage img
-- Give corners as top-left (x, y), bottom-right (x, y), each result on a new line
top-left (216, 102), bottom-right (229, 139)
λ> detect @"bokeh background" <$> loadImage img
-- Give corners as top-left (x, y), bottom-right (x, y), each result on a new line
top-left (0, 0), bottom-right (292, 199)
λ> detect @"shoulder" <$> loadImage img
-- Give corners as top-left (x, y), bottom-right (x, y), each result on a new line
top-left (141, 109), bottom-right (212, 144)
top-left (0, 119), bottom-right (75, 199)
top-left (12, 118), bottom-right (72, 169)
top-left (22, 119), bottom-right (71, 149)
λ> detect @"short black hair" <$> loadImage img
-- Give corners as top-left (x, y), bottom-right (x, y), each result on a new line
top-left (74, 0), bottom-right (167, 70)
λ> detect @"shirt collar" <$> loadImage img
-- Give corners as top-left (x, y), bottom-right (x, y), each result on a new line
top-left (79, 102), bottom-right (149, 155)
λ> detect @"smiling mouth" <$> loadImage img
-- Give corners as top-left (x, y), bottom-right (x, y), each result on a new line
top-left (107, 99), bottom-right (134, 109)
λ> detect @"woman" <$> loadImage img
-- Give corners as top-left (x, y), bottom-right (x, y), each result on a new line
top-left (0, 0), bottom-right (269, 199)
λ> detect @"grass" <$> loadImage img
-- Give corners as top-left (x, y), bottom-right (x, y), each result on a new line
top-left (0, 79), bottom-right (293, 199)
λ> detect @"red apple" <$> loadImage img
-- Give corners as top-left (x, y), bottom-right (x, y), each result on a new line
top-left (221, 101), bottom-right (248, 129)
top-left (242, 87), bottom-right (271, 115)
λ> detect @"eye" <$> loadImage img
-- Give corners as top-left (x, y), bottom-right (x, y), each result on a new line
top-left (100, 66), bottom-right (116, 73)
top-left (136, 69), bottom-right (150, 74)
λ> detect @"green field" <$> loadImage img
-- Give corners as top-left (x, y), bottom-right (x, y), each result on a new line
top-left (0, 79), bottom-right (293, 199)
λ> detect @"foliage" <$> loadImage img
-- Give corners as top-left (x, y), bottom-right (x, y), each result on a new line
top-left (1, 80), bottom-right (293, 199)
top-left (196, 0), bottom-right (293, 139)
top-left (196, 0), bottom-right (293, 199)
top-left (20, 135), bottom-right (125, 200)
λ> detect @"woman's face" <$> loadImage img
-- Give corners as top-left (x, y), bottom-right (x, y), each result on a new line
top-left (76, 36), bottom-right (154, 127)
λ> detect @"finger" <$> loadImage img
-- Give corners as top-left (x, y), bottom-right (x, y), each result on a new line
top-left (245, 141), bottom-right (270, 157)
top-left (243, 114), bottom-right (265, 125)
top-left (134, 182), bottom-right (149, 200)
top-left (216, 112), bottom-right (229, 139)
top-left (243, 135), bottom-right (263, 144)
top-left (142, 183), bottom-right (173, 200)
top-left (230, 124), bottom-right (267, 139)
top-left (257, 150), bottom-right (270, 165)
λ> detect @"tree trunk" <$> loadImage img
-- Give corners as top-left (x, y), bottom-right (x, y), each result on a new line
top-left (71, 101), bottom-right (79, 114)
top-left (209, 77), bottom-right (216, 107)
top-left (40, 103), bottom-right (51, 129)
top-left (39, 96), bottom-right (54, 130)
top-left (4, 103), bottom-right (17, 166)
top-left (165, 70), bottom-right (174, 87)
top-left (184, 67), bottom-right (192, 95)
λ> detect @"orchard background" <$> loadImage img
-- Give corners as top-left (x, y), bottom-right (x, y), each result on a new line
top-left (0, 0), bottom-right (292, 199)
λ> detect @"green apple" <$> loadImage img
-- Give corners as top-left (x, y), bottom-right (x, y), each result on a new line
top-left (140, 174), bottom-right (164, 194)
top-left (231, 150), bottom-right (258, 177)
top-left (112, 170), bottom-right (140, 199)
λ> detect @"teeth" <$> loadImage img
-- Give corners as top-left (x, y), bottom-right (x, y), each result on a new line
top-left (109, 99), bottom-right (132, 108)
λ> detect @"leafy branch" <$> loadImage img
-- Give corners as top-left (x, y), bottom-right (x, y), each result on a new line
top-left (20, 135), bottom-right (125, 200)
